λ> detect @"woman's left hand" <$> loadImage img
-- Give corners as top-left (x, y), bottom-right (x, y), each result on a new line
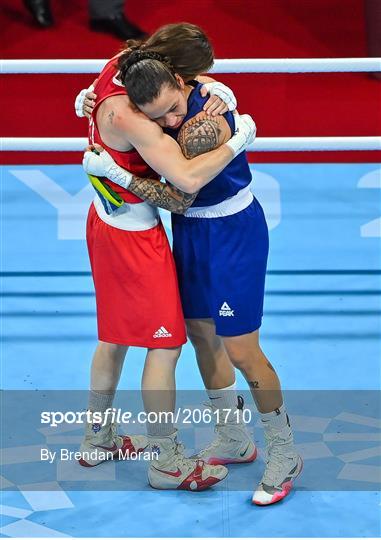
top-left (200, 82), bottom-right (238, 116)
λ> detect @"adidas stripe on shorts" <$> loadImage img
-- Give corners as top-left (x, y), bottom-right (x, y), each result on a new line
top-left (172, 198), bottom-right (269, 337)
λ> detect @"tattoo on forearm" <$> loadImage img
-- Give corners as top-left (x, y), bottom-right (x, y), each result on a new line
top-left (249, 381), bottom-right (260, 389)
top-left (128, 176), bottom-right (197, 214)
top-left (178, 116), bottom-right (221, 159)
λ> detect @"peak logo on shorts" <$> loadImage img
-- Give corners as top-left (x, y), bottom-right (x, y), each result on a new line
top-left (153, 326), bottom-right (173, 338)
top-left (219, 302), bottom-right (234, 317)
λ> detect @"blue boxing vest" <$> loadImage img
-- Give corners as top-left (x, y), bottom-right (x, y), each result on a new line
top-left (165, 81), bottom-right (252, 207)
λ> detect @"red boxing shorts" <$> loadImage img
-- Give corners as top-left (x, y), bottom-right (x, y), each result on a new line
top-left (86, 203), bottom-right (187, 348)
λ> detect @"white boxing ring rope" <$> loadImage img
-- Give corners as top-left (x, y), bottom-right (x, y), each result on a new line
top-left (2, 57), bottom-right (381, 74)
top-left (2, 136), bottom-right (381, 152)
top-left (2, 57), bottom-right (381, 152)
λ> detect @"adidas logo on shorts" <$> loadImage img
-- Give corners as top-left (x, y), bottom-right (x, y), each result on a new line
top-left (153, 326), bottom-right (173, 338)
top-left (219, 302), bottom-right (234, 317)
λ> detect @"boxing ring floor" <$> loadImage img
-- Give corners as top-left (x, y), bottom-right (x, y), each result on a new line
top-left (1, 162), bottom-right (380, 537)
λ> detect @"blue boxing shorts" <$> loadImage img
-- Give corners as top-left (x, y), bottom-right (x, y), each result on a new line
top-left (172, 191), bottom-right (269, 337)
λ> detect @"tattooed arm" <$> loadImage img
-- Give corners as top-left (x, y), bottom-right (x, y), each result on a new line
top-left (85, 112), bottom-right (232, 213)
top-left (116, 112), bottom-right (231, 214)
top-left (177, 111), bottom-right (231, 159)
top-left (127, 176), bottom-right (198, 214)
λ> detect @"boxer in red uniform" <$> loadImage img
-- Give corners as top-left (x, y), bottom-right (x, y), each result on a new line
top-left (78, 23), bottom-right (255, 491)
top-left (87, 53), bottom-right (186, 349)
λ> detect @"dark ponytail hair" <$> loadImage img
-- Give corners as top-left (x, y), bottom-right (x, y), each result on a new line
top-left (117, 22), bottom-right (214, 106)
top-left (119, 49), bottom-right (178, 106)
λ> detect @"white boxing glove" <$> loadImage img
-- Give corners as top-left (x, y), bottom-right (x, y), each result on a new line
top-left (202, 81), bottom-right (237, 111)
top-left (225, 113), bottom-right (256, 157)
top-left (74, 84), bottom-right (94, 118)
top-left (83, 148), bottom-right (133, 189)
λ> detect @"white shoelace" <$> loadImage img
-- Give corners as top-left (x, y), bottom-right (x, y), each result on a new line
top-left (261, 431), bottom-right (296, 487)
top-left (162, 440), bottom-right (199, 472)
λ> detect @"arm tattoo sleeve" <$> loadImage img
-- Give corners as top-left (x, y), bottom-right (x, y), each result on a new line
top-left (178, 115), bottom-right (222, 159)
top-left (128, 176), bottom-right (198, 214)
top-left (125, 114), bottom-right (225, 212)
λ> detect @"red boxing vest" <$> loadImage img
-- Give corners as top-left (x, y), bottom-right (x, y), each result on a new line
top-left (88, 55), bottom-right (160, 204)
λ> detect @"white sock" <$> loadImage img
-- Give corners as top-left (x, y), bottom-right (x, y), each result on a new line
top-left (207, 382), bottom-right (240, 424)
top-left (260, 403), bottom-right (291, 431)
top-left (88, 390), bottom-right (115, 413)
top-left (146, 419), bottom-right (174, 438)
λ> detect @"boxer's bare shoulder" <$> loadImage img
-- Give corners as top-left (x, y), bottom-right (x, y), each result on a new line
top-left (96, 94), bottom-right (155, 152)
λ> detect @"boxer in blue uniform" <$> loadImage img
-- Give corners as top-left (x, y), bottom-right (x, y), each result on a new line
top-left (167, 81), bottom-right (269, 339)
top-left (83, 44), bottom-right (303, 506)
